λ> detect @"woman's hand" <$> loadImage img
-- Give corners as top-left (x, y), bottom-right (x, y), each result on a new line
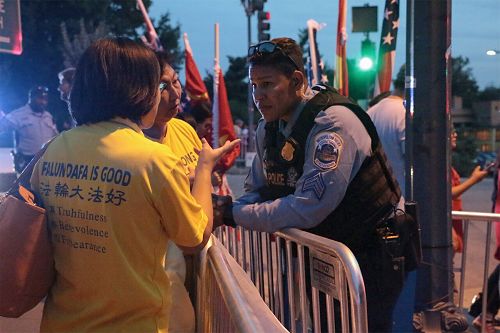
top-left (197, 138), bottom-right (240, 170)
top-left (470, 165), bottom-right (488, 184)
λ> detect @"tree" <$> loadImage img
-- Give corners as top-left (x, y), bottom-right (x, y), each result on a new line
top-left (224, 56), bottom-right (251, 123)
top-left (1, 1), bottom-right (152, 110)
top-left (478, 86), bottom-right (500, 101)
top-left (452, 128), bottom-right (478, 176)
top-left (203, 56), bottom-right (257, 125)
top-left (61, 20), bottom-right (110, 68)
top-left (155, 13), bottom-right (182, 71)
top-left (451, 56), bottom-right (479, 108)
top-left (0, 1), bottom-right (183, 133)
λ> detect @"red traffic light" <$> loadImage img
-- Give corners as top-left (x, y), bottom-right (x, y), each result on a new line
top-left (258, 11), bottom-right (271, 20)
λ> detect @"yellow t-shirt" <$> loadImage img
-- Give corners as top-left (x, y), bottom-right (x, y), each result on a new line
top-left (161, 118), bottom-right (202, 171)
top-left (31, 118), bottom-right (208, 333)
top-left (147, 118), bottom-right (202, 333)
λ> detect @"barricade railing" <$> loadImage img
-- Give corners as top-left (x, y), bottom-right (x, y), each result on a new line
top-left (236, 132), bottom-right (248, 165)
top-left (452, 210), bottom-right (499, 333)
top-left (196, 236), bottom-right (288, 333)
top-left (214, 226), bottom-right (368, 333)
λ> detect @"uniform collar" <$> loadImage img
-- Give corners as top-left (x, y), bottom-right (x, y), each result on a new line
top-left (279, 87), bottom-right (314, 137)
top-left (27, 104), bottom-right (46, 117)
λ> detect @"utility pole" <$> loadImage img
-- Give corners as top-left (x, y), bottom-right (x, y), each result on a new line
top-left (407, 0), bottom-right (468, 330)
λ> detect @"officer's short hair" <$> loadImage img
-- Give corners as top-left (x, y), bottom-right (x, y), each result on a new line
top-left (248, 37), bottom-right (306, 78)
top-left (155, 51), bottom-right (173, 74)
top-left (70, 37), bottom-right (160, 125)
top-left (58, 67), bottom-right (76, 85)
top-left (29, 86), bottom-right (49, 99)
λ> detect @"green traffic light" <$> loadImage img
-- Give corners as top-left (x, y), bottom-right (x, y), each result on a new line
top-left (359, 57), bottom-right (373, 71)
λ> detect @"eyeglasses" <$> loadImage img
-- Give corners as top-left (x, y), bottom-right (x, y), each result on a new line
top-left (159, 82), bottom-right (167, 92)
top-left (248, 41), bottom-right (300, 71)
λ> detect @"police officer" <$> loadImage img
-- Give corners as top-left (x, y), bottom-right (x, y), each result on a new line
top-left (0, 86), bottom-right (58, 173)
top-left (217, 37), bottom-right (403, 332)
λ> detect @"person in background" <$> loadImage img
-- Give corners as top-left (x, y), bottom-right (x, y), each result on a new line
top-left (190, 102), bottom-right (213, 140)
top-left (57, 67), bottom-right (77, 130)
top-left (451, 128), bottom-right (489, 252)
top-left (190, 102), bottom-right (235, 196)
top-left (367, 65), bottom-right (406, 199)
top-left (30, 37), bottom-right (238, 333)
top-left (176, 110), bottom-right (197, 130)
top-left (143, 52), bottom-right (203, 333)
top-left (467, 151), bottom-right (500, 333)
top-left (57, 67), bottom-right (76, 103)
top-left (0, 86), bottom-right (58, 173)
top-left (233, 118), bottom-right (243, 138)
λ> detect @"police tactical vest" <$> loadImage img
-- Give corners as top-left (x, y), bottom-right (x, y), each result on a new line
top-left (259, 85), bottom-right (401, 251)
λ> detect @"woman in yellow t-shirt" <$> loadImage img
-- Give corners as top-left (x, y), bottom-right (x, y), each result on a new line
top-left (143, 52), bottom-right (203, 333)
top-left (30, 37), bottom-right (238, 333)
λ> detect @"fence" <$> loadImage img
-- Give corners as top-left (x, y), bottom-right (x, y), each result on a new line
top-left (214, 226), bottom-right (368, 333)
top-left (452, 210), bottom-right (499, 333)
top-left (196, 237), bottom-right (287, 333)
top-left (235, 132), bottom-right (248, 166)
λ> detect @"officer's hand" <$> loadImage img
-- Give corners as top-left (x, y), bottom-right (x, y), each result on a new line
top-left (212, 193), bottom-right (232, 229)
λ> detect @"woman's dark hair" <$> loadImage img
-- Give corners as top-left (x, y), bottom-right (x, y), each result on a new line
top-left (248, 37), bottom-right (306, 77)
top-left (190, 101), bottom-right (212, 124)
top-left (155, 51), bottom-right (174, 74)
top-left (70, 37), bottom-right (160, 125)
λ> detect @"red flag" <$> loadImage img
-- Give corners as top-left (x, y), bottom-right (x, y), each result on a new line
top-left (213, 67), bottom-right (240, 172)
top-left (374, 0), bottom-right (400, 94)
top-left (335, 0), bottom-right (349, 96)
top-left (183, 33), bottom-right (210, 104)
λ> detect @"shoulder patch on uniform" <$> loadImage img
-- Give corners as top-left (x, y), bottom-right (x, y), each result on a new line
top-left (313, 131), bottom-right (343, 170)
top-left (301, 171), bottom-right (326, 200)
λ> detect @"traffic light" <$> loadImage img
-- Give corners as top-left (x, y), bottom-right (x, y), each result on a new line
top-left (359, 37), bottom-right (376, 71)
top-left (257, 10), bottom-right (271, 41)
top-left (252, 0), bottom-right (264, 12)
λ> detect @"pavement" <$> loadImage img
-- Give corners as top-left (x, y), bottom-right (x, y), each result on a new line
top-left (1, 169), bottom-right (497, 332)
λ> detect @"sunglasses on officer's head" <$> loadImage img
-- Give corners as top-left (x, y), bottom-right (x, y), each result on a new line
top-left (248, 41), bottom-right (301, 71)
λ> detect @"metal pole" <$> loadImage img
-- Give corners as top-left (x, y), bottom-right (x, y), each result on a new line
top-left (411, 0), bottom-right (468, 329)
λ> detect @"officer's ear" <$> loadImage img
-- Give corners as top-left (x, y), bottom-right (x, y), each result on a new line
top-left (291, 71), bottom-right (305, 92)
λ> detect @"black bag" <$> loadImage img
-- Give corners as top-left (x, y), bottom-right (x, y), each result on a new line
top-left (377, 203), bottom-right (422, 273)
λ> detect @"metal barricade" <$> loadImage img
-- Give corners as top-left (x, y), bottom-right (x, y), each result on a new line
top-left (452, 210), bottom-right (499, 333)
top-left (236, 132), bottom-right (248, 166)
top-left (197, 236), bottom-right (288, 333)
top-left (215, 227), bottom-right (368, 333)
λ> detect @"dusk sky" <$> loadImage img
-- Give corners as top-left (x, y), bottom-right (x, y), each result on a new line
top-left (150, 0), bottom-right (500, 89)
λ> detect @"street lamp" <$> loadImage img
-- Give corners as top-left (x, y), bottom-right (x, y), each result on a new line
top-left (486, 49), bottom-right (499, 56)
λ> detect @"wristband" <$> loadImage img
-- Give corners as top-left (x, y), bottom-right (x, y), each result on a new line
top-left (223, 202), bottom-right (236, 227)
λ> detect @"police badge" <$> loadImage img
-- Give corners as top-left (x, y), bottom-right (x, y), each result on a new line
top-left (281, 139), bottom-right (296, 162)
